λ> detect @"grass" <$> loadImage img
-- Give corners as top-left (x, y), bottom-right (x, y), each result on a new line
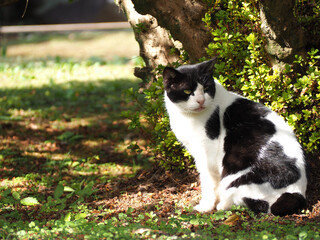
top-left (1, 31), bottom-right (320, 239)
top-left (1, 30), bottom-right (139, 61)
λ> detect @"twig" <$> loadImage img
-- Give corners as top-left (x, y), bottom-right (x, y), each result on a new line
top-left (21, 0), bottom-right (29, 18)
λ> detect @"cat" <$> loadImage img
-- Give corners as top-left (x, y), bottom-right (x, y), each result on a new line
top-left (163, 59), bottom-right (308, 216)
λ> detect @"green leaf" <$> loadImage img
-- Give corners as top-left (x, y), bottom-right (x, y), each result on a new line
top-left (212, 210), bottom-right (228, 221)
top-left (75, 213), bottom-right (87, 220)
top-left (57, 131), bottom-right (74, 141)
top-left (64, 212), bottom-right (72, 222)
top-left (57, 131), bottom-right (83, 143)
top-left (77, 181), bottom-right (96, 197)
top-left (20, 197), bottom-right (40, 206)
top-left (64, 186), bottom-right (75, 192)
top-left (54, 184), bottom-right (64, 199)
top-left (190, 218), bottom-right (200, 226)
top-left (12, 191), bottom-right (20, 200)
top-left (299, 231), bottom-right (308, 240)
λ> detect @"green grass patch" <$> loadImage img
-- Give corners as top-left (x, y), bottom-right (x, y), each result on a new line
top-left (0, 33), bottom-right (319, 239)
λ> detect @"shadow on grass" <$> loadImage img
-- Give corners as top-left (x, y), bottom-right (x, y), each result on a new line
top-left (0, 78), bottom-right (137, 117)
top-left (0, 78), bottom-right (150, 185)
top-left (1, 77), bottom-right (320, 240)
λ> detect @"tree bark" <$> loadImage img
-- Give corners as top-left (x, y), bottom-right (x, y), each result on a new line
top-left (118, 0), bottom-right (314, 80)
top-left (131, 0), bottom-right (211, 62)
top-left (116, 0), bottom-right (180, 83)
top-left (259, 0), bottom-right (307, 69)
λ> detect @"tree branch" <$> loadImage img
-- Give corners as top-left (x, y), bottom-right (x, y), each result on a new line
top-left (116, 0), bottom-right (180, 83)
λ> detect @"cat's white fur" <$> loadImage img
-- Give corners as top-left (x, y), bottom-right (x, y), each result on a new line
top-left (165, 80), bottom-right (307, 212)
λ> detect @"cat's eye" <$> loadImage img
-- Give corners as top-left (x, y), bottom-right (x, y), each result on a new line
top-left (184, 89), bottom-right (192, 95)
top-left (203, 86), bottom-right (209, 92)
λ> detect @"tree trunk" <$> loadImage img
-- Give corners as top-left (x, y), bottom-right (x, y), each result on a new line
top-left (259, 0), bottom-right (307, 69)
top-left (131, 0), bottom-right (211, 62)
top-left (119, 0), bottom-right (313, 79)
top-left (116, 0), bottom-right (180, 83)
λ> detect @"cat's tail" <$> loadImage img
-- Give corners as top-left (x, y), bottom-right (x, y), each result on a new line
top-left (270, 192), bottom-right (306, 216)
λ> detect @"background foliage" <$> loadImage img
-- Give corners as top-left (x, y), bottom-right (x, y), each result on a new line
top-left (127, 0), bottom-right (320, 169)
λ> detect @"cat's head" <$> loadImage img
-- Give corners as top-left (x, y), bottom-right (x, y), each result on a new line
top-left (163, 59), bottom-right (216, 113)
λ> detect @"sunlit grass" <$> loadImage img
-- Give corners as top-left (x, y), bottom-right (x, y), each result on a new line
top-left (0, 58), bottom-right (144, 174)
top-left (0, 31), bottom-right (146, 194)
top-left (0, 61), bottom-right (138, 88)
top-left (4, 30), bottom-right (139, 60)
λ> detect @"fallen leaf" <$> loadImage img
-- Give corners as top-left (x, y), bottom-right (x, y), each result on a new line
top-left (20, 197), bottom-right (40, 206)
top-left (133, 228), bottom-right (152, 234)
top-left (223, 214), bottom-right (240, 226)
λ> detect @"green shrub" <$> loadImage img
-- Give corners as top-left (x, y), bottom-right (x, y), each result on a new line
top-left (126, 0), bottom-right (320, 170)
top-left (204, 0), bottom-right (320, 152)
top-left (123, 70), bottom-right (193, 170)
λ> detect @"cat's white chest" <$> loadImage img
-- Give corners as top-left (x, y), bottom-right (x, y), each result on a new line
top-left (169, 110), bottom-right (210, 148)
top-left (167, 104), bottom-right (223, 168)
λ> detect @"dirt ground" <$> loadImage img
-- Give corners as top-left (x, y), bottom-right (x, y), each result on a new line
top-left (95, 153), bottom-right (320, 222)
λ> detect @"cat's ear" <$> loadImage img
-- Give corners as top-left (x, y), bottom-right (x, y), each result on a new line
top-left (198, 57), bottom-right (217, 74)
top-left (163, 67), bottom-right (181, 89)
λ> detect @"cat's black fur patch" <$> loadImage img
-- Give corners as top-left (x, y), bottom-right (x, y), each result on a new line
top-left (228, 142), bottom-right (301, 189)
top-left (197, 74), bottom-right (216, 98)
top-left (259, 142), bottom-right (300, 188)
top-left (270, 193), bottom-right (306, 216)
top-left (163, 60), bottom-right (216, 103)
top-left (163, 67), bottom-right (198, 103)
top-left (243, 198), bottom-right (269, 214)
top-left (205, 107), bottom-right (220, 140)
top-left (222, 98), bottom-right (276, 177)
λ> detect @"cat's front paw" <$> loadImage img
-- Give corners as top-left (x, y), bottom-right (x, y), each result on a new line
top-left (216, 200), bottom-right (232, 211)
top-left (193, 200), bottom-right (215, 212)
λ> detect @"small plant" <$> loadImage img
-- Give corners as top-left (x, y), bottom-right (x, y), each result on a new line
top-left (56, 131), bottom-right (84, 144)
top-left (123, 67), bottom-right (195, 170)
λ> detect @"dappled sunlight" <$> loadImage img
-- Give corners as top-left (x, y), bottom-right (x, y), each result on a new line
top-left (0, 34), bottom-right (149, 197)
top-left (0, 49), bottom-right (153, 226)
top-left (23, 151), bottom-right (70, 162)
top-left (0, 63), bottom-right (139, 89)
top-left (68, 162), bottom-right (139, 178)
top-left (0, 177), bottom-right (31, 190)
top-left (5, 31), bottom-right (139, 61)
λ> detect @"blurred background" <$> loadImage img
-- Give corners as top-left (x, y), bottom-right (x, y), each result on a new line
top-left (0, 0), bottom-right (139, 62)
top-left (0, 0), bottom-right (126, 25)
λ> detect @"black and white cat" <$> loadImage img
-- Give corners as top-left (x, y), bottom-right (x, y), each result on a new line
top-left (163, 59), bottom-right (308, 216)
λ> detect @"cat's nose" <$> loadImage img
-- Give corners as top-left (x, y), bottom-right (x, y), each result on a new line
top-left (197, 98), bottom-right (205, 106)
